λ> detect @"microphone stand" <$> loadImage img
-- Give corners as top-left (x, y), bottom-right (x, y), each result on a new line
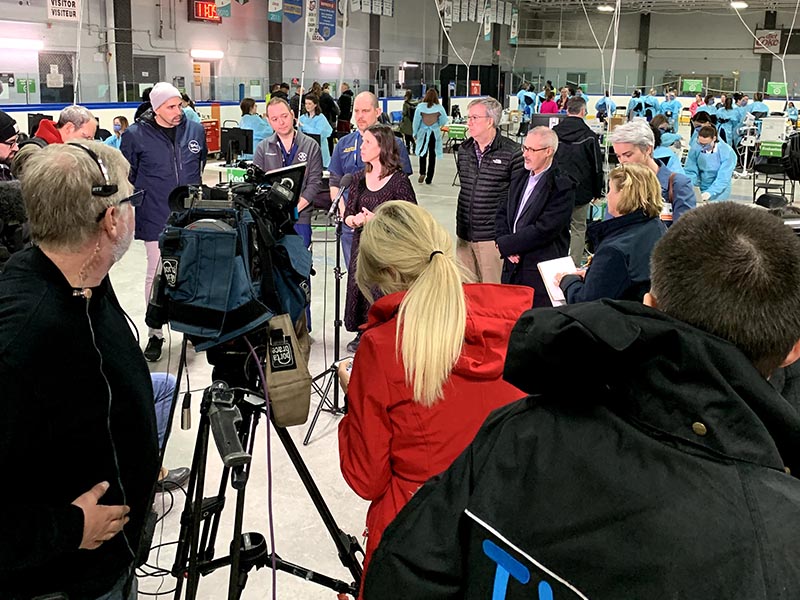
top-left (304, 200), bottom-right (347, 445)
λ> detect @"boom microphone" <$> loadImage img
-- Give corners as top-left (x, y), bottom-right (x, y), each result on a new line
top-left (328, 173), bottom-right (353, 218)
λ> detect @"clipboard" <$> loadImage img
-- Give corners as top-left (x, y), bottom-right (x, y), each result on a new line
top-left (537, 256), bottom-right (577, 306)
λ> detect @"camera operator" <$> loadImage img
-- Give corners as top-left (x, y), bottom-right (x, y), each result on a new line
top-left (0, 142), bottom-right (159, 600)
top-left (254, 96), bottom-right (322, 327)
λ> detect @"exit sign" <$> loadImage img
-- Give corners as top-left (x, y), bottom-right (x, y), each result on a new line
top-left (189, 0), bottom-right (222, 22)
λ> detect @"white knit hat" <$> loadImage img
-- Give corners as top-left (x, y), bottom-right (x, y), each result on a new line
top-left (149, 82), bottom-right (182, 111)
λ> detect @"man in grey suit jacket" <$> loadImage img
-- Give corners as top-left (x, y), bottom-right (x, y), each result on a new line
top-left (495, 126), bottom-right (576, 307)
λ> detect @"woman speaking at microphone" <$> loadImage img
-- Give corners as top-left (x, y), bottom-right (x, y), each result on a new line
top-left (338, 201), bottom-right (533, 580)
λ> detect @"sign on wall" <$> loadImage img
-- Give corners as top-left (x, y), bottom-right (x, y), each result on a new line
top-left (47, 0), bottom-right (80, 21)
top-left (284, 0), bottom-right (303, 22)
top-left (754, 29), bottom-right (781, 54)
top-left (268, 0), bottom-right (283, 22)
top-left (318, 0), bottom-right (336, 39)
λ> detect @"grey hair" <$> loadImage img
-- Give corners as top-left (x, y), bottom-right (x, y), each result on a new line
top-left (608, 120), bottom-right (655, 152)
top-left (21, 142), bottom-right (133, 250)
top-left (56, 105), bottom-right (94, 129)
top-left (527, 126), bottom-right (559, 153)
top-left (468, 97), bottom-right (503, 127)
top-left (566, 96), bottom-right (587, 115)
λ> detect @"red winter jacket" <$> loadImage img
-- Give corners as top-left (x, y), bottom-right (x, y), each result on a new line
top-left (338, 283), bottom-right (533, 577)
top-left (33, 120), bottom-right (64, 144)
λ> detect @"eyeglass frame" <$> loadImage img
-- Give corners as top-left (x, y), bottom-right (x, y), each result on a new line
top-left (95, 189), bottom-right (145, 223)
top-left (465, 115), bottom-right (493, 122)
top-left (521, 145), bottom-right (550, 154)
top-left (0, 136), bottom-right (19, 147)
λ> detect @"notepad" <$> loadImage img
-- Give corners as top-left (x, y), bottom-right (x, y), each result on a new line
top-left (537, 256), bottom-right (577, 307)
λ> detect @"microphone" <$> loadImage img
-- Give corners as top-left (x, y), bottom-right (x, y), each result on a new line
top-left (328, 173), bottom-right (353, 218)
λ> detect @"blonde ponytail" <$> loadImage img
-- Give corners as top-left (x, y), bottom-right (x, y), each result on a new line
top-left (357, 201), bottom-right (466, 406)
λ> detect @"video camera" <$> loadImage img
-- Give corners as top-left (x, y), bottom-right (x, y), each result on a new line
top-left (146, 162), bottom-right (312, 351)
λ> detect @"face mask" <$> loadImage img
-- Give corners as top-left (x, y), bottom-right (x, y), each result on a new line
top-left (113, 124), bottom-right (122, 132)
top-left (701, 143), bottom-right (713, 152)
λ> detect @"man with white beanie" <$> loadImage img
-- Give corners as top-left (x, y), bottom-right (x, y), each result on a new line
top-left (121, 81), bottom-right (208, 361)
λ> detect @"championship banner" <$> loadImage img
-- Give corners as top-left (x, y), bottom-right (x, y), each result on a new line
top-left (318, 0), bottom-right (336, 40)
top-left (268, 0), bottom-right (283, 22)
top-left (509, 6), bottom-right (518, 44)
top-left (284, 0), bottom-right (303, 22)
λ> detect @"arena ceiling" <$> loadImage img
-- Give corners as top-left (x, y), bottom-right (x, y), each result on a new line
top-left (518, 0), bottom-right (800, 13)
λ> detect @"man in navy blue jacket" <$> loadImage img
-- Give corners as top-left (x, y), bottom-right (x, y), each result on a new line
top-left (121, 82), bottom-right (207, 361)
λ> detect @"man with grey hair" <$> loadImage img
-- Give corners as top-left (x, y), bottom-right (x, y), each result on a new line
top-left (28, 104), bottom-right (98, 145)
top-left (553, 95), bottom-right (603, 264)
top-left (495, 126), bottom-right (575, 307)
top-left (0, 142), bottom-right (159, 599)
top-left (610, 120), bottom-right (695, 223)
top-left (456, 97), bottom-right (524, 283)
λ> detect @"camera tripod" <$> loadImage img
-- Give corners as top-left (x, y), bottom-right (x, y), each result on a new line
top-left (169, 339), bottom-right (363, 600)
top-left (304, 212), bottom-right (348, 445)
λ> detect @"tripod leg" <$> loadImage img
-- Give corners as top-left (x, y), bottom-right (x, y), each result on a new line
top-left (304, 367), bottom-right (337, 445)
top-left (275, 425), bottom-right (363, 589)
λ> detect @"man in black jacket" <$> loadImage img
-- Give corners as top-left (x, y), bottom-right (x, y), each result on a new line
top-left (337, 82), bottom-right (354, 131)
top-left (553, 96), bottom-right (603, 265)
top-left (456, 97), bottom-right (524, 283)
top-left (0, 110), bottom-right (19, 182)
top-left (363, 202), bottom-right (800, 599)
top-left (0, 142), bottom-right (159, 600)
top-left (496, 126), bottom-right (576, 307)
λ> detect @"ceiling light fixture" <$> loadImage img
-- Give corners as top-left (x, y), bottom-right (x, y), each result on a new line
top-left (319, 56), bottom-right (342, 65)
top-left (0, 38), bottom-right (44, 50)
top-left (730, 1), bottom-right (748, 8)
top-left (597, 5), bottom-right (615, 12)
top-left (190, 49), bottom-right (224, 60)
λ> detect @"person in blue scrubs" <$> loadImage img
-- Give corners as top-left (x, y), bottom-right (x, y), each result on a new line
top-left (643, 88), bottom-right (661, 120)
top-left (659, 90), bottom-right (683, 131)
top-left (787, 101), bottom-right (798, 129)
top-left (299, 93), bottom-right (334, 168)
top-left (715, 97), bottom-right (741, 148)
top-left (595, 91), bottom-right (617, 122)
top-left (627, 89), bottom-right (645, 120)
top-left (103, 115), bottom-right (128, 150)
top-left (746, 92), bottom-right (770, 116)
top-left (181, 93), bottom-right (201, 123)
top-left (684, 124), bottom-right (737, 202)
top-left (649, 116), bottom-right (685, 175)
top-left (695, 94), bottom-right (717, 118)
top-left (238, 97), bottom-right (273, 160)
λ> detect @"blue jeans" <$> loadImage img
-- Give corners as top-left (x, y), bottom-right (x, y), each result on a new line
top-left (151, 372), bottom-right (177, 448)
top-left (93, 568), bottom-right (137, 600)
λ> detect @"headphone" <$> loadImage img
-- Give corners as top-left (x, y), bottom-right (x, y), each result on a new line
top-left (68, 142), bottom-right (119, 197)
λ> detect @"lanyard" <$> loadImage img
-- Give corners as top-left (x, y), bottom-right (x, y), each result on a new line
top-left (278, 134), bottom-right (298, 166)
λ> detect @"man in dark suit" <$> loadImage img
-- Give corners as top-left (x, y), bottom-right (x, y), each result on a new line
top-left (496, 126), bottom-right (576, 307)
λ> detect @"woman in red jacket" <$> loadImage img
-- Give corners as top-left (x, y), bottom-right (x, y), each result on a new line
top-left (338, 201), bottom-right (534, 578)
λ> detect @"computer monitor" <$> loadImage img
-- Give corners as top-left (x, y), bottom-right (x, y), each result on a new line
top-left (263, 162), bottom-right (307, 199)
top-left (221, 127), bottom-right (254, 165)
top-left (528, 114), bottom-right (567, 130)
top-left (28, 113), bottom-right (53, 137)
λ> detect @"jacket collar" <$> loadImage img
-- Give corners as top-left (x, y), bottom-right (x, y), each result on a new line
top-left (587, 209), bottom-right (654, 247)
top-left (505, 300), bottom-right (800, 474)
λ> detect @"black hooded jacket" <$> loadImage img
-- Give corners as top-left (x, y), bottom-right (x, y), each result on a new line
top-left (552, 116), bottom-right (603, 206)
top-left (364, 300), bottom-right (800, 599)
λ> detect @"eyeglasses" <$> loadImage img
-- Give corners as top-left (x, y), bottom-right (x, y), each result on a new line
top-left (522, 145), bottom-right (549, 153)
top-left (0, 137), bottom-right (19, 147)
top-left (95, 189), bottom-right (144, 222)
top-left (466, 115), bottom-right (491, 122)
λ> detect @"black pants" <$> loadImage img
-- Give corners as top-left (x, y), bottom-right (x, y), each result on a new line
top-left (417, 133), bottom-right (436, 183)
top-left (403, 133), bottom-right (414, 154)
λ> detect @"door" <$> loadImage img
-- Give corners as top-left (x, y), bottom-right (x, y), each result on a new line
top-left (38, 52), bottom-right (74, 103)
